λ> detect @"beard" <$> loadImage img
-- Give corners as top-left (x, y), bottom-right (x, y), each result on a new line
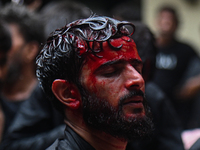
top-left (80, 87), bottom-right (154, 141)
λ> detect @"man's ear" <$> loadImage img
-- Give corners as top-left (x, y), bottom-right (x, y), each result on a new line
top-left (52, 79), bottom-right (81, 109)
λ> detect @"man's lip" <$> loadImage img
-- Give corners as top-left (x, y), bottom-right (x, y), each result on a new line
top-left (123, 96), bottom-right (143, 105)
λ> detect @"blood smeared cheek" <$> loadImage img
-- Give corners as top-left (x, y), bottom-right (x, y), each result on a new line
top-left (80, 64), bottom-right (108, 95)
top-left (80, 62), bottom-right (98, 94)
top-left (80, 63), bottom-right (118, 101)
top-left (93, 77), bottom-right (119, 99)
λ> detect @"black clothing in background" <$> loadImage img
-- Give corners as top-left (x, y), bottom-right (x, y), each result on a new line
top-left (178, 57), bottom-right (200, 129)
top-left (153, 40), bottom-right (197, 102)
top-left (0, 96), bottom-right (24, 138)
top-left (126, 82), bottom-right (184, 150)
top-left (0, 84), bottom-right (65, 150)
top-left (152, 39), bottom-right (198, 131)
top-left (47, 126), bottom-right (95, 150)
top-left (190, 138), bottom-right (200, 150)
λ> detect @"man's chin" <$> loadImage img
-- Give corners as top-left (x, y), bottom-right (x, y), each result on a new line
top-left (122, 104), bottom-right (146, 119)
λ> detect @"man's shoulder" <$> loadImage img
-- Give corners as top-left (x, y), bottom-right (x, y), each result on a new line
top-left (46, 126), bottom-right (96, 150)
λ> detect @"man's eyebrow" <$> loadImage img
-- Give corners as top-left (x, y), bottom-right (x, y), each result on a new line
top-left (102, 60), bottom-right (124, 67)
top-left (130, 59), bottom-right (143, 65)
top-left (96, 60), bottom-right (124, 70)
top-left (95, 59), bottom-right (143, 72)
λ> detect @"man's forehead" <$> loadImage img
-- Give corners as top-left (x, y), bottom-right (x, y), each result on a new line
top-left (83, 36), bottom-right (141, 71)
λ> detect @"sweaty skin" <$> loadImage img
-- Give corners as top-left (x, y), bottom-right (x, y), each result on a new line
top-left (80, 36), bottom-right (145, 118)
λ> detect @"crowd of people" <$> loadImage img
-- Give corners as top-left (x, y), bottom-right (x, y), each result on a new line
top-left (0, 0), bottom-right (200, 150)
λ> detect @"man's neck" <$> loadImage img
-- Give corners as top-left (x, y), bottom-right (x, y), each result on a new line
top-left (65, 120), bottom-right (127, 150)
top-left (156, 33), bottom-right (175, 47)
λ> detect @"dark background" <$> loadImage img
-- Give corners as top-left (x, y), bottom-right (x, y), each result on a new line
top-left (0, 0), bottom-right (141, 21)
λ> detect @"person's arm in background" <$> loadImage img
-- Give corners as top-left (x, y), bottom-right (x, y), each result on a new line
top-left (176, 56), bottom-right (200, 100)
top-left (178, 74), bottom-right (200, 99)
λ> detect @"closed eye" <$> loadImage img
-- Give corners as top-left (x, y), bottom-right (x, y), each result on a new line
top-left (131, 60), bottom-right (143, 74)
top-left (133, 64), bottom-right (143, 74)
top-left (101, 68), bottom-right (121, 77)
top-left (95, 61), bottom-right (124, 78)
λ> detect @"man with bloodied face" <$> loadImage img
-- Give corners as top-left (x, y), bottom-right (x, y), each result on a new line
top-left (36, 16), bottom-right (154, 150)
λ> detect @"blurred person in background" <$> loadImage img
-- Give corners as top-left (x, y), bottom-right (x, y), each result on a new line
top-left (176, 30), bottom-right (200, 150)
top-left (0, 3), bottom-right (45, 140)
top-left (0, 20), bottom-right (12, 142)
top-left (0, 1), bottom-right (91, 150)
top-left (40, 0), bottom-right (91, 39)
top-left (0, 20), bottom-right (12, 89)
top-left (125, 22), bottom-right (184, 150)
top-left (152, 5), bottom-right (199, 130)
top-left (0, 0), bottom-right (55, 12)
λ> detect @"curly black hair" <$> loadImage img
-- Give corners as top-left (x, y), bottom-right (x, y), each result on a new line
top-left (36, 16), bottom-right (135, 115)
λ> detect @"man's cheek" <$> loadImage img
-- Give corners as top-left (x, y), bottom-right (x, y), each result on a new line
top-left (85, 78), bottom-right (107, 97)
top-left (94, 79), bottom-right (119, 100)
top-left (91, 79), bottom-right (107, 96)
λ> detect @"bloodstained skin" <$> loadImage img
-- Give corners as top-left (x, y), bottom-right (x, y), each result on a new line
top-left (80, 36), bottom-right (142, 94)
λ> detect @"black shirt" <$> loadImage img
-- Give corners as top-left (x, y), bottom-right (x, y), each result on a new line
top-left (153, 39), bottom-right (197, 101)
top-left (0, 95), bottom-right (24, 138)
top-left (0, 84), bottom-right (64, 150)
top-left (47, 126), bottom-right (95, 150)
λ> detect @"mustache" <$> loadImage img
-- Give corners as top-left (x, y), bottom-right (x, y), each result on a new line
top-left (119, 90), bottom-right (145, 105)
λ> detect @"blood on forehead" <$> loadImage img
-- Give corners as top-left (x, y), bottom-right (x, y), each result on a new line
top-left (81, 36), bottom-right (141, 72)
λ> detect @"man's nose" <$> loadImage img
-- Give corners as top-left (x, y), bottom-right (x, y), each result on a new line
top-left (124, 64), bottom-right (144, 90)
